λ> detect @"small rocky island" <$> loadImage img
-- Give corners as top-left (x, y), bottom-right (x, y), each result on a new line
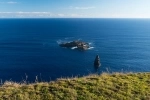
top-left (59, 40), bottom-right (90, 50)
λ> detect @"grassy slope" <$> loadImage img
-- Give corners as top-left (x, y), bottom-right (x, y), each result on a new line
top-left (0, 73), bottom-right (150, 100)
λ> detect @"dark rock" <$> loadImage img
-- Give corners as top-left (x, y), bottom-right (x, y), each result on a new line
top-left (59, 40), bottom-right (90, 50)
top-left (94, 55), bottom-right (101, 68)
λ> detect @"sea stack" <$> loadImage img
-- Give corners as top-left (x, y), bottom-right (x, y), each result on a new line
top-left (94, 55), bottom-right (101, 69)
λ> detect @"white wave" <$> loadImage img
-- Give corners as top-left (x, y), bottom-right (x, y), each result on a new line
top-left (56, 40), bottom-right (62, 44)
top-left (89, 42), bottom-right (92, 45)
top-left (71, 46), bottom-right (77, 49)
top-left (88, 47), bottom-right (94, 49)
top-left (57, 40), bottom-right (67, 44)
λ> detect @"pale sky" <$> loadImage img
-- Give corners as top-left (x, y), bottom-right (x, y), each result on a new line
top-left (0, 0), bottom-right (150, 18)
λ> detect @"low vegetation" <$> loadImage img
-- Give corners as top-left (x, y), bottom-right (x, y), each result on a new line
top-left (0, 73), bottom-right (150, 100)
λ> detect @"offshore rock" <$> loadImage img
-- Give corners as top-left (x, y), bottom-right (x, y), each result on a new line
top-left (59, 40), bottom-right (90, 50)
top-left (94, 55), bottom-right (101, 69)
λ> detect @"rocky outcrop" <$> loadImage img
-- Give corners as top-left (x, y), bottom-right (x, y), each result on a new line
top-left (94, 55), bottom-right (101, 68)
top-left (59, 40), bottom-right (90, 50)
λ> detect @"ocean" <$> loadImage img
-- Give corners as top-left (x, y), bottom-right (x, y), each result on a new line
top-left (0, 18), bottom-right (150, 82)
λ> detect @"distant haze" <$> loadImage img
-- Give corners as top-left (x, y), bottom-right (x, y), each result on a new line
top-left (0, 0), bottom-right (150, 18)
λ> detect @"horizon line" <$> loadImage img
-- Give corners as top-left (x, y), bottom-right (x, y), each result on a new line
top-left (0, 17), bottom-right (150, 19)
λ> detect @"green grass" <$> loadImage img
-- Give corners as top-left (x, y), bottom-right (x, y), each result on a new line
top-left (0, 73), bottom-right (150, 100)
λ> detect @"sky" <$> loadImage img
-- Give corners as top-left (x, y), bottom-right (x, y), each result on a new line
top-left (0, 0), bottom-right (150, 18)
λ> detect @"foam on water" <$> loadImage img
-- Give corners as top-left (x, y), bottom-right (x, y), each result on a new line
top-left (88, 47), bottom-right (94, 49)
top-left (89, 43), bottom-right (92, 45)
top-left (71, 46), bottom-right (78, 49)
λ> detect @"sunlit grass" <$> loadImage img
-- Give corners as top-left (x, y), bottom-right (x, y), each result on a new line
top-left (0, 72), bottom-right (150, 100)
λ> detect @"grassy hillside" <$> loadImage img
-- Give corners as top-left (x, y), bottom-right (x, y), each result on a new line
top-left (0, 73), bottom-right (150, 100)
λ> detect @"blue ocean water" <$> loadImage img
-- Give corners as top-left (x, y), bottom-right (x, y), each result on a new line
top-left (0, 18), bottom-right (150, 82)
